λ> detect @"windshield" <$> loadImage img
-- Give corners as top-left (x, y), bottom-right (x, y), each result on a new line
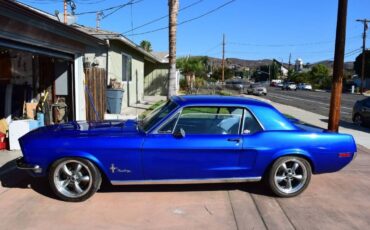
top-left (140, 100), bottom-right (178, 132)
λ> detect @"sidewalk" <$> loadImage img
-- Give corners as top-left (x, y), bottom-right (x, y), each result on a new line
top-left (104, 95), bottom-right (167, 120)
top-left (243, 94), bottom-right (370, 149)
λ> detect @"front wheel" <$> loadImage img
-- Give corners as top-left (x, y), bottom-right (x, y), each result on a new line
top-left (353, 114), bottom-right (363, 126)
top-left (49, 157), bottom-right (102, 202)
top-left (268, 156), bottom-right (311, 197)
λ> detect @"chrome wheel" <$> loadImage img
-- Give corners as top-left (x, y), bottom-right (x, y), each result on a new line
top-left (273, 158), bottom-right (308, 194)
top-left (53, 160), bottom-right (93, 198)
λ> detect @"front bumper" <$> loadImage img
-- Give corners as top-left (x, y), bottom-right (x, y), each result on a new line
top-left (16, 157), bottom-right (43, 174)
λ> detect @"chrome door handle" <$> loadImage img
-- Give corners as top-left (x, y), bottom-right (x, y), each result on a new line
top-left (227, 138), bottom-right (241, 143)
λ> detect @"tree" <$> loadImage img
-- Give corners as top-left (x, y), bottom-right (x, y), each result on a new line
top-left (177, 57), bottom-right (207, 89)
top-left (139, 40), bottom-right (152, 52)
top-left (168, 0), bottom-right (179, 98)
top-left (269, 62), bottom-right (280, 80)
top-left (354, 51), bottom-right (370, 79)
top-left (309, 64), bottom-right (331, 89)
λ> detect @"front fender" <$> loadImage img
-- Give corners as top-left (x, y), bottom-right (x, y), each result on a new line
top-left (42, 150), bottom-right (109, 178)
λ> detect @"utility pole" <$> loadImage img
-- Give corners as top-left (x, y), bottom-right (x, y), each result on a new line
top-left (356, 19), bottom-right (369, 93)
top-left (328, 0), bottom-right (348, 132)
top-left (288, 53), bottom-right (291, 70)
top-left (221, 33), bottom-right (225, 82)
top-left (63, 0), bottom-right (67, 24)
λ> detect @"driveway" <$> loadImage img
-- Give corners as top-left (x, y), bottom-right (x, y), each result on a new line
top-left (0, 146), bottom-right (369, 230)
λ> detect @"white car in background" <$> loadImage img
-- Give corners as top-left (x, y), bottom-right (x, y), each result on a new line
top-left (298, 83), bottom-right (313, 91)
top-left (282, 82), bottom-right (297, 90)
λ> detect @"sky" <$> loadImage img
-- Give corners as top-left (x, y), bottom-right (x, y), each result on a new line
top-left (18, 0), bottom-right (370, 63)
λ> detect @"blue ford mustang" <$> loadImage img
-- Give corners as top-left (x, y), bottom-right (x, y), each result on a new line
top-left (17, 95), bottom-right (356, 202)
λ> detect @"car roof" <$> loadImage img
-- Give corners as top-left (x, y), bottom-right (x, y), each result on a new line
top-left (171, 95), bottom-right (272, 108)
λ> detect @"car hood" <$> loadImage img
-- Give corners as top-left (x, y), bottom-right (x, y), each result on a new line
top-left (23, 119), bottom-right (139, 138)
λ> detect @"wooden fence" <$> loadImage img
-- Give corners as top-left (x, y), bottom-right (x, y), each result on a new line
top-left (84, 68), bottom-right (106, 121)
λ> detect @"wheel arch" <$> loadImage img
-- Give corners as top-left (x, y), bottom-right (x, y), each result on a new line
top-left (263, 152), bottom-right (316, 179)
top-left (46, 152), bottom-right (109, 180)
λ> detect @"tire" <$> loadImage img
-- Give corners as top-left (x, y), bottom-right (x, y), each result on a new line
top-left (49, 157), bottom-right (102, 202)
top-left (268, 156), bottom-right (311, 198)
top-left (353, 114), bottom-right (363, 126)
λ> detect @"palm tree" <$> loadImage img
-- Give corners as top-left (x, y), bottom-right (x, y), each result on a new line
top-left (168, 0), bottom-right (179, 98)
top-left (139, 40), bottom-right (153, 52)
top-left (177, 57), bottom-right (207, 90)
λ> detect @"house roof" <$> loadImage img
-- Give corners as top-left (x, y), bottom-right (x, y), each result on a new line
top-left (151, 52), bottom-right (169, 63)
top-left (9, 1), bottom-right (165, 63)
top-left (73, 25), bottom-right (167, 64)
top-left (4, 1), bottom-right (106, 48)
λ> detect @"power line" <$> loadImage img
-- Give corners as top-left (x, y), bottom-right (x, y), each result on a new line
top-left (74, 0), bottom-right (141, 16)
top-left (228, 35), bottom-right (362, 48)
top-left (125, 0), bottom-right (236, 36)
top-left (122, 0), bottom-right (204, 34)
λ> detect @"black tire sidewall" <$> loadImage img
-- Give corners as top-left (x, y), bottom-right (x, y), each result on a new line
top-left (49, 157), bottom-right (102, 202)
top-left (268, 156), bottom-right (312, 198)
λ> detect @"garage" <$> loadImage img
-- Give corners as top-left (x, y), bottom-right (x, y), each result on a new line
top-left (0, 1), bottom-right (106, 149)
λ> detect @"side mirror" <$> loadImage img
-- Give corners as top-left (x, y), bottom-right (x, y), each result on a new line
top-left (173, 128), bottom-right (186, 139)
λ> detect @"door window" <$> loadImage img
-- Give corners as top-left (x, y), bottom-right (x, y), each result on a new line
top-left (174, 107), bottom-right (243, 135)
top-left (364, 99), bottom-right (370, 108)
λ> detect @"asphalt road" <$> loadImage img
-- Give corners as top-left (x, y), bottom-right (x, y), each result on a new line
top-left (265, 87), bottom-right (367, 122)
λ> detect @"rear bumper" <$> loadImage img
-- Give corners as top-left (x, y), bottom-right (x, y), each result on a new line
top-left (16, 157), bottom-right (43, 174)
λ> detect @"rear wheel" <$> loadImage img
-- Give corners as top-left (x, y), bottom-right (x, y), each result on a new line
top-left (268, 156), bottom-right (311, 197)
top-left (49, 157), bottom-right (102, 202)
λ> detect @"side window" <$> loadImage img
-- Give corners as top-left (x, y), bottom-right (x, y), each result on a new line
top-left (174, 107), bottom-right (243, 135)
top-left (243, 109), bottom-right (263, 134)
top-left (158, 113), bottom-right (179, 133)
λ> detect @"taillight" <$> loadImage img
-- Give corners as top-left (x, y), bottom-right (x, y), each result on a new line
top-left (338, 153), bottom-right (351, 158)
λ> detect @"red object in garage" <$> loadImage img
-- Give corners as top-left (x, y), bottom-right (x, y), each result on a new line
top-left (0, 132), bottom-right (7, 150)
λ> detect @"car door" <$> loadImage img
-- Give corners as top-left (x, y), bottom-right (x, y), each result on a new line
top-left (142, 106), bottom-right (245, 180)
top-left (240, 108), bottom-right (264, 175)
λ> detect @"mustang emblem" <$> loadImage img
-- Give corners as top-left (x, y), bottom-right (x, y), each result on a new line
top-left (110, 164), bottom-right (131, 174)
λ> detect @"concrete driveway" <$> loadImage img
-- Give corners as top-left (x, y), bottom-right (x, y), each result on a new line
top-left (0, 146), bottom-right (369, 230)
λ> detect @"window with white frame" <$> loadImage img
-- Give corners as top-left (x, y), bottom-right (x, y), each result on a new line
top-left (122, 54), bottom-right (132, 82)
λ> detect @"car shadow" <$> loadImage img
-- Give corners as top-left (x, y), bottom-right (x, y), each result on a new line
top-left (98, 179), bottom-right (273, 196)
top-left (320, 119), bottom-right (370, 132)
top-left (0, 159), bottom-right (273, 200)
top-left (0, 159), bottom-right (57, 200)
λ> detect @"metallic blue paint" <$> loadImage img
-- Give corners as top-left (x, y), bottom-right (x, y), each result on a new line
top-left (18, 95), bottom-right (356, 183)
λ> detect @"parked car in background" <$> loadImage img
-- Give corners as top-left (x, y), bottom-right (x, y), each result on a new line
top-left (246, 83), bottom-right (267, 96)
top-left (17, 96), bottom-right (356, 202)
top-left (352, 97), bottom-right (370, 127)
top-left (277, 82), bottom-right (284, 88)
top-left (282, 82), bottom-right (297, 90)
top-left (297, 83), bottom-right (313, 91)
top-left (225, 80), bottom-right (245, 91)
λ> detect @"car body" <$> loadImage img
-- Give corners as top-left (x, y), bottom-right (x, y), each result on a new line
top-left (17, 95), bottom-right (356, 201)
top-left (282, 82), bottom-right (297, 90)
top-left (246, 84), bottom-right (267, 96)
top-left (297, 83), bottom-right (313, 91)
top-left (352, 97), bottom-right (370, 127)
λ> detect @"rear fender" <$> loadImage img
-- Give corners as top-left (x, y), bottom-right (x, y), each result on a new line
top-left (270, 148), bottom-right (315, 171)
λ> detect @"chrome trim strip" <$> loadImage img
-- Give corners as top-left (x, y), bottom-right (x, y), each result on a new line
top-left (111, 177), bottom-right (261, 185)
